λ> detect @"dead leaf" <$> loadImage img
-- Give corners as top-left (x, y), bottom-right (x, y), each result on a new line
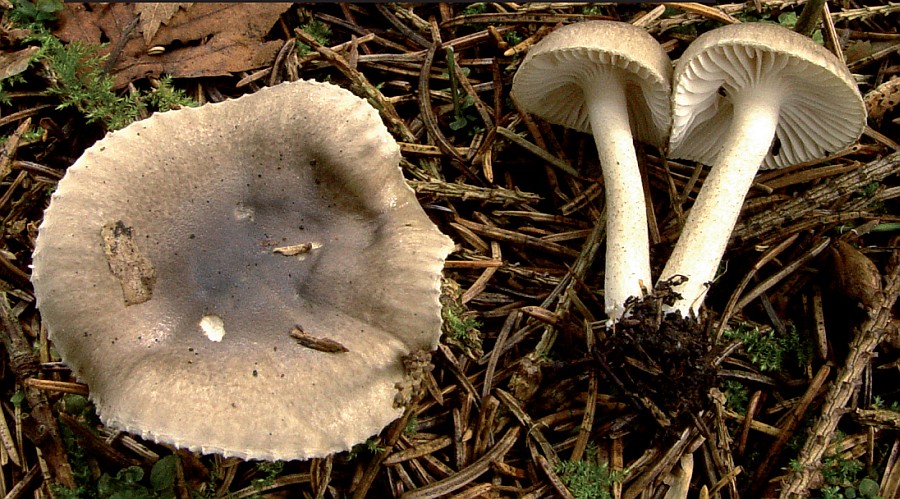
top-left (290, 325), bottom-right (349, 353)
top-left (54, 3), bottom-right (293, 89)
top-left (830, 239), bottom-right (883, 312)
top-left (101, 220), bottom-right (157, 306)
top-left (135, 2), bottom-right (191, 44)
top-left (0, 46), bottom-right (39, 81)
top-left (864, 77), bottom-right (900, 123)
top-left (272, 242), bottom-right (313, 256)
top-left (0, 25), bottom-right (32, 47)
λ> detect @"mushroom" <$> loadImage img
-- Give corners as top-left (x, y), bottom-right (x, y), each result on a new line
top-left (658, 23), bottom-right (866, 316)
top-left (31, 80), bottom-right (453, 460)
top-left (511, 21), bottom-right (672, 321)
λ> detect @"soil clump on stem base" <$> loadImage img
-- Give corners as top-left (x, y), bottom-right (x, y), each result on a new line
top-left (596, 279), bottom-right (718, 442)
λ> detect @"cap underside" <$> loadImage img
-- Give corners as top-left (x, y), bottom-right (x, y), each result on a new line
top-left (669, 23), bottom-right (865, 168)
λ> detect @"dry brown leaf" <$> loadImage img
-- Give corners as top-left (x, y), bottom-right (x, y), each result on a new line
top-left (54, 3), bottom-right (292, 89)
top-left (0, 25), bottom-right (32, 47)
top-left (0, 46), bottom-right (39, 81)
top-left (864, 77), bottom-right (900, 122)
top-left (135, 3), bottom-right (191, 44)
top-left (830, 240), bottom-right (883, 312)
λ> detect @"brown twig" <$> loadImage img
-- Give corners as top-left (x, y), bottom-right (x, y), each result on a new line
top-left (0, 293), bottom-right (76, 489)
top-left (779, 246), bottom-right (900, 497)
top-left (734, 152), bottom-right (900, 243)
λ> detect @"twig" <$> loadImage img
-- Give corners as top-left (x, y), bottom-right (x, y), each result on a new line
top-left (0, 293), bottom-right (76, 489)
top-left (0, 118), bottom-right (30, 180)
top-left (453, 217), bottom-right (581, 258)
top-left (731, 237), bottom-right (831, 312)
top-left (794, 0), bottom-right (826, 37)
top-left (409, 179), bottom-right (541, 204)
top-left (375, 4), bottom-right (431, 49)
top-left (779, 246), bottom-right (900, 498)
top-left (401, 426), bottom-right (519, 498)
top-left (734, 152), bottom-right (900, 243)
top-left (293, 28), bottom-right (417, 144)
top-left (716, 234), bottom-right (799, 340)
top-left (495, 127), bottom-right (581, 178)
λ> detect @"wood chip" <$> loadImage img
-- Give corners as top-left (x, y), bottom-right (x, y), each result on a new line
top-left (290, 325), bottom-right (349, 353)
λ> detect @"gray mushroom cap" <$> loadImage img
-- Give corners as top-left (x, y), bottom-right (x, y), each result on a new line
top-left (31, 80), bottom-right (453, 460)
top-left (669, 22), bottom-right (866, 169)
top-left (511, 20), bottom-right (672, 148)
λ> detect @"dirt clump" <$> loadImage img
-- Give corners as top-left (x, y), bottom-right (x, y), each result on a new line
top-left (596, 279), bottom-right (718, 441)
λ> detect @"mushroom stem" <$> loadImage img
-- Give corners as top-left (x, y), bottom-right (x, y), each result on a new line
top-left (660, 93), bottom-right (781, 316)
top-left (583, 75), bottom-right (652, 321)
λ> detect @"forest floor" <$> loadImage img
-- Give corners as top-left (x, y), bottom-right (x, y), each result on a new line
top-left (1, 1), bottom-right (900, 498)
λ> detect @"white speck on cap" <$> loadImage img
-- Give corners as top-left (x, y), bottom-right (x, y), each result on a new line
top-left (199, 314), bottom-right (225, 342)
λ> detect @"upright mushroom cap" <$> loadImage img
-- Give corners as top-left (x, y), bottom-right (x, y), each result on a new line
top-left (32, 80), bottom-right (453, 460)
top-left (511, 21), bottom-right (671, 320)
top-left (511, 20), bottom-right (671, 148)
top-left (669, 22), bottom-right (866, 169)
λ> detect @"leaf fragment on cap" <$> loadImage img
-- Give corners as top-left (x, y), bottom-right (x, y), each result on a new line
top-left (101, 221), bottom-right (156, 306)
top-left (290, 325), bottom-right (349, 353)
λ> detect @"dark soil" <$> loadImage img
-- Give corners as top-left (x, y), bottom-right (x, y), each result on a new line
top-left (596, 280), bottom-right (714, 442)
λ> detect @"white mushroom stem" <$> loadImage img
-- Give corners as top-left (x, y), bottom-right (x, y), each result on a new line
top-left (660, 88), bottom-right (782, 316)
top-left (582, 74), bottom-right (652, 321)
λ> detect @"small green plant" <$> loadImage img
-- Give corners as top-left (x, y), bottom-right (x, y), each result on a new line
top-left (54, 394), bottom-right (180, 499)
top-left (94, 460), bottom-right (177, 499)
top-left (722, 379), bottom-right (750, 415)
top-left (148, 455), bottom-right (179, 499)
top-left (51, 423), bottom-right (92, 499)
top-left (14, 27), bottom-right (196, 130)
top-left (295, 19), bottom-right (332, 56)
top-left (146, 75), bottom-right (197, 113)
top-left (775, 12), bottom-right (825, 44)
top-left (250, 461), bottom-right (284, 491)
top-left (10, 0), bottom-right (64, 24)
top-left (555, 446), bottom-right (623, 499)
top-left (503, 30), bottom-right (524, 48)
top-left (723, 323), bottom-right (812, 372)
top-left (10, 391), bottom-right (25, 409)
top-left (737, 10), bottom-right (773, 23)
top-left (861, 181), bottom-right (881, 198)
top-left (404, 414), bottom-right (419, 437)
top-left (1, 70), bottom-right (32, 106)
top-left (366, 437), bottom-right (385, 454)
top-left (445, 308), bottom-right (480, 340)
top-left (441, 47), bottom-right (482, 134)
top-left (813, 436), bottom-right (882, 499)
top-left (98, 466), bottom-right (152, 499)
top-left (31, 31), bottom-right (142, 129)
top-left (347, 437), bottom-right (385, 460)
top-left (461, 3), bottom-right (488, 16)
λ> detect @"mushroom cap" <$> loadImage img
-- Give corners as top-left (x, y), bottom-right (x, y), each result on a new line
top-left (669, 22), bottom-right (866, 169)
top-left (31, 80), bottom-right (453, 461)
top-left (511, 21), bottom-right (672, 147)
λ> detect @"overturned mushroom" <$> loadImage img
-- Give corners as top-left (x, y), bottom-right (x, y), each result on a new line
top-left (511, 21), bottom-right (671, 321)
top-left (659, 23), bottom-right (866, 316)
top-left (31, 80), bottom-right (453, 460)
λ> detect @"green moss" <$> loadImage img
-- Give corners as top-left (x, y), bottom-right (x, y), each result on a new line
top-left (10, 0), bottom-right (63, 24)
top-left (554, 446), bottom-right (623, 499)
top-left (721, 379), bottom-right (750, 415)
top-left (295, 19), bottom-right (332, 56)
top-left (31, 31), bottom-right (142, 130)
top-left (723, 323), bottom-right (812, 372)
top-left (12, 24), bottom-right (196, 131)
